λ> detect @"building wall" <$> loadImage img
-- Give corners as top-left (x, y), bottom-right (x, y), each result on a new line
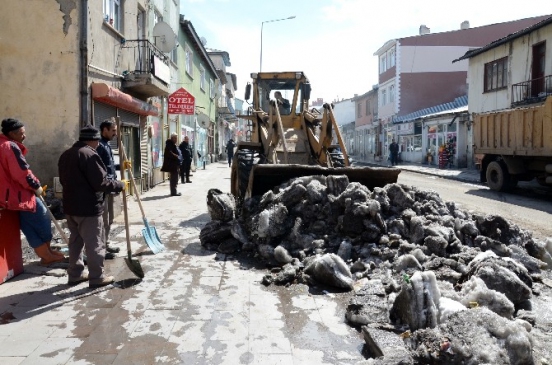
top-left (0, 0), bottom-right (81, 186)
top-left (467, 24), bottom-right (552, 114)
top-left (332, 99), bottom-right (355, 126)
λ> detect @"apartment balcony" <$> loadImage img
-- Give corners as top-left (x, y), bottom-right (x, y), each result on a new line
top-left (121, 40), bottom-right (170, 98)
top-left (511, 75), bottom-right (552, 107)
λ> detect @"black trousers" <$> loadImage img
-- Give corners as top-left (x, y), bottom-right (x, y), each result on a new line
top-left (170, 170), bottom-right (179, 195)
top-left (180, 160), bottom-right (192, 182)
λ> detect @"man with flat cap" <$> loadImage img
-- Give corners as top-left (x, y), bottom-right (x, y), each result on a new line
top-left (0, 118), bottom-right (66, 265)
top-left (58, 124), bottom-right (125, 288)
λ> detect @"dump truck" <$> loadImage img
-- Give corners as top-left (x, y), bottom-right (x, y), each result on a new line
top-left (231, 71), bottom-right (400, 200)
top-left (474, 95), bottom-right (552, 191)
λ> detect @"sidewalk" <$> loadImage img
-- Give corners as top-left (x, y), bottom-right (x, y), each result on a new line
top-left (0, 162), bottom-right (362, 365)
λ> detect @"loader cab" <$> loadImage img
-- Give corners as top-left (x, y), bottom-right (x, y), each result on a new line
top-left (252, 72), bottom-right (310, 115)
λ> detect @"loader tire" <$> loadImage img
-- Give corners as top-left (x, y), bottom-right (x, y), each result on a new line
top-left (236, 149), bottom-right (262, 199)
top-left (328, 150), bottom-right (346, 167)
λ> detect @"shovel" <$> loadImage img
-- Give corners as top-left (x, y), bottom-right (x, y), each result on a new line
top-left (38, 194), bottom-right (69, 246)
top-left (117, 121), bottom-right (145, 279)
top-left (116, 119), bottom-right (164, 254)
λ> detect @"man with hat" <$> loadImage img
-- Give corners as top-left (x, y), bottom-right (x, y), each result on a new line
top-left (0, 118), bottom-right (66, 265)
top-left (58, 124), bottom-right (125, 288)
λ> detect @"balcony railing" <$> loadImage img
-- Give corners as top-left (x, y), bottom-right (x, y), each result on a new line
top-left (120, 39), bottom-right (170, 97)
top-left (511, 75), bottom-right (552, 107)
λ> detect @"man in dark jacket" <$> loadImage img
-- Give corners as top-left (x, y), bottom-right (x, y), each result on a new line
top-left (178, 135), bottom-right (193, 184)
top-left (96, 118), bottom-right (120, 260)
top-left (161, 132), bottom-right (181, 196)
top-left (389, 139), bottom-right (399, 166)
top-left (225, 139), bottom-right (236, 167)
top-left (58, 124), bottom-right (124, 288)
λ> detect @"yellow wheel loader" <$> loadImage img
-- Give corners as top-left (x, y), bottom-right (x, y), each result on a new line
top-left (231, 71), bottom-right (399, 200)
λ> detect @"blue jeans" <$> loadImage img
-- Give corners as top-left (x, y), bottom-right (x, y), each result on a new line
top-left (19, 197), bottom-right (52, 248)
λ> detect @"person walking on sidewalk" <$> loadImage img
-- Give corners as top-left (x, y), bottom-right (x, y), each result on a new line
top-left (161, 132), bottom-right (181, 196)
top-left (58, 124), bottom-right (125, 288)
top-left (96, 118), bottom-right (121, 260)
top-left (225, 139), bottom-right (236, 167)
top-left (389, 139), bottom-right (399, 166)
top-left (178, 135), bottom-right (193, 184)
top-left (0, 118), bottom-right (66, 266)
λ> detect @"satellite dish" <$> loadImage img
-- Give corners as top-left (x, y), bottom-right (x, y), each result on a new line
top-left (153, 21), bottom-right (176, 53)
top-left (200, 37), bottom-right (207, 46)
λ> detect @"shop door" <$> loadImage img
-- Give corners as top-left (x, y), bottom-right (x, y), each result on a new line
top-left (532, 42), bottom-right (546, 97)
top-left (118, 110), bottom-right (142, 180)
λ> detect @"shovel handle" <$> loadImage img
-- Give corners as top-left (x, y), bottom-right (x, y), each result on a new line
top-left (117, 133), bottom-right (147, 221)
top-left (38, 195), bottom-right (69, 246)
top-left (116, 118), bottom-right (133, 257)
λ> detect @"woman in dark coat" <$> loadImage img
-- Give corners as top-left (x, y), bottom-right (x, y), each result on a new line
top-left (161, 133), bottom-right (181, 196)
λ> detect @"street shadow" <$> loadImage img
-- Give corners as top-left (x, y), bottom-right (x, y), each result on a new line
top-left (140, 195), bottom-right (174, 201)
top-left (179, 213), bottom-right (211, 229)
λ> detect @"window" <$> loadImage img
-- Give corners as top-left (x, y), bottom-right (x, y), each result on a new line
top-left (210, 79), bottom-right (215, 99)
top-left (380, 56), bottom-right (387, 73)
top-left (103, 0), bottom-right (122, 31)
top-left (357, 103), bottom-right (362, 118)
top-left (200, 66), bottom-right (206, 91)
top-left (381, 89), bottom-right (387, 106)
top-left (389, 48), bottom-right (396, 68)
top-left (185, 45), bottom-right (193, 77)
top-left (365, 99), bottom-right (370, 115)
top-left (484, 57), bottom-right (508, 92)
top-left (389, 85), bottom-right (395, 103)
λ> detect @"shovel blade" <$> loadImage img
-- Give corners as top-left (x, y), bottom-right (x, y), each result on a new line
top-left (125, 257), bottom-right (145, 278)
top-left (142, 227), bottom-right (164, 254)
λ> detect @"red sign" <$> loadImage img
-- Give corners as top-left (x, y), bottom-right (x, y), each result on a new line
top-left (168, 88), bottom-right (195, 115)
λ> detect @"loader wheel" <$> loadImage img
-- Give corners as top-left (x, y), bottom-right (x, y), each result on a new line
top-left (328, 149), bottom-right (346, 167)
top-left (236, 149), bottom-right (262, 199)
top-left (486, 160), bottom-right (512, 192)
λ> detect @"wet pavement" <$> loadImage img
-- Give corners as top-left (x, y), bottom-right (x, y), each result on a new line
top-left (1, 162), bottom-right (365, 365)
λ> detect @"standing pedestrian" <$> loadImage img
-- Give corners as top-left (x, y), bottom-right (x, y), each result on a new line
top-left (178, 135), bottom-right (193, 183)
top-left (161, 132), bottom-right (181, 196)
top-left (389, 139), bottom-right (399, 166)
top-left (0, 118), bottom-right (66, 265)
top-left (96, 118), bottom-right (121, 260)
top-left (58, 124), bottom-right (124, 288)
top-left (225, 139), bottom-right (236, 167)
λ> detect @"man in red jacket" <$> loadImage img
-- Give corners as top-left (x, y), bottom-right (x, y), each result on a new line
top-left (0, 118), bottom-right (65, 265)
top-left (58, 124), bottom-right (124, 288)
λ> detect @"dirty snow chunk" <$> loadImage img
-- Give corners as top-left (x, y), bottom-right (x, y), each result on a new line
top-left (326, 175), bottom-right (350, 196)
top-left (394, 254), bottom-right (422, 273)
top-left (251, 203), bottom-right (288, 238)
top-left (412, 308), bottom-right (534, 365)
top-left (231, 220), bottom-right (250, 246)
top-left (274, 245), bottom-right (293, 264)
top-left (460, 276), bottom-right (515, 319)
top-left (439, 297), bottom-right (467, 323)
top-left (206, 189), bottom-right (235, 222)
top-left (390, 271), bottom-right (441, 331)
top-left (337, 240), bottom-right (352, 262)
top-left (305, 179), bottom-right (327, 203)
top-left (385, 183), bottom-right (414, 210)
top-left (273, 182), bottom-right (307, 208)
top-left (410, 248), bottom-right (427, 263)
top-left (304, 253), bottom-right (354, 290)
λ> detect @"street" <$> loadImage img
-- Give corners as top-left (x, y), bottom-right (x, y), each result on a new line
top-left (1, 163), bottom-right (552, 364)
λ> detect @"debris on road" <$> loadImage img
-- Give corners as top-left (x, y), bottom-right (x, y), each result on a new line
top-left (201, 175), bottom-right (552, 364)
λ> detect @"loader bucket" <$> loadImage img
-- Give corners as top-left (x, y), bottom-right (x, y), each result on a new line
top-left (245, 164), bottom-right (401, 198)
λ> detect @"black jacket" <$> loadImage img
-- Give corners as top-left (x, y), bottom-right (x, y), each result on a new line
top-left (96, 137), bottom-right (117, 180)
top-left (58, 141), bottom-right (124, 216)
top-left (161, 139), bottom-right (180, 172)
top-left (178, 140), bottom-right (193, 163)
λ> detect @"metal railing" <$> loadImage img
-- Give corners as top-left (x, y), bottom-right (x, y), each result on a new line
top-left (511, 75), bottom-right (552, 106)
top-left (120, 39), bottom-right (169, 77)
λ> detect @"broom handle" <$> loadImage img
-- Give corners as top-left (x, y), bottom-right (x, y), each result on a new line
top-left (38, 195), bottom-right (69, 246)
top-left (118, 138), bottom-right (147, 221)
top-left (116, 119), bottom-right (133, 258)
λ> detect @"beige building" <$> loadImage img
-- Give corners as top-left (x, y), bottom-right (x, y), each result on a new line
top-left (0, 0), bottom-right (179, 190)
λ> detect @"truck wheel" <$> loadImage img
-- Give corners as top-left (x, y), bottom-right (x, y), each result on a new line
top-left (486, 160), bottom-right (511, 191)
top-left (328, 150), bottom-right (346, 167)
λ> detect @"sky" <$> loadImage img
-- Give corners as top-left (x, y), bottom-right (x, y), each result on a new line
top-left (180, 0), bottom-right (551, 105)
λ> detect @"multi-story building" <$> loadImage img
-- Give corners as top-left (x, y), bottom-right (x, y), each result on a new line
top-left (176, 17), bottom-right (219, 168)
top-left (373, 15), bottom-right (550, 159)
top-left (352, 86), bottom-right (379, 162)
top-left (0, 0), bottom-right (181, 194)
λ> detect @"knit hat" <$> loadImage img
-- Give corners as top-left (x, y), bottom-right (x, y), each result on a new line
top-left (79, 124), bottom-right (101, 141)
top-left (1, 118), bottom-right (24, 135)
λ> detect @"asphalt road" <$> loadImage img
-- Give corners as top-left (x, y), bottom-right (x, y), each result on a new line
top-left (398, 170), bottom-right (552, 241)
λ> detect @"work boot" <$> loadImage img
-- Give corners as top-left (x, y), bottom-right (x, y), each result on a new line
top-left (89, 275), bottom-right (115, 289)
top-left (68, 273), bottom-right (89, 286)
top-left (105, 252), bottom-right (116, 260)
top-left (47, 242), bottom-right (66, 258)
top-left (106, 245), bottom-right (120, 254)
top-left (34, 243), bottom-right (66, 266)
top-left (186, 179), bottom-right (192, 183)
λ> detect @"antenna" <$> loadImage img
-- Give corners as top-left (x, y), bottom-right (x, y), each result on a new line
top-left (152, 21), bottom-right (177, 53)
